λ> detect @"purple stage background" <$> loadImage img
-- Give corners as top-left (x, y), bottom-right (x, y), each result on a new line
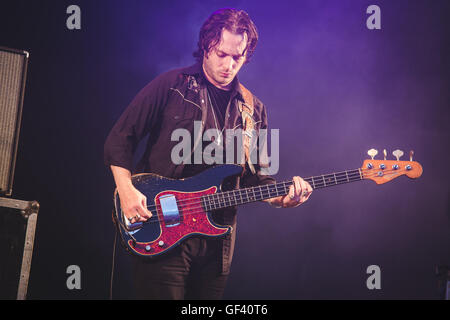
top-left (1, 0), bottom-right (449, 299)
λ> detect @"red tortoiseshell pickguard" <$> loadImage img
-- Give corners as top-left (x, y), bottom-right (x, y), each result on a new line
top-left (128, 186), bottom-right (230, 256)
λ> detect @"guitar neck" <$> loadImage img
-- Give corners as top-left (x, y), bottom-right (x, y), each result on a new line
top-left (202, 168), bottom-right (363, 211)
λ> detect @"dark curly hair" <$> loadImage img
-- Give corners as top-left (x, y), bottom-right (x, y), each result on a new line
top-left (193, 8), bottom-right (259, 64)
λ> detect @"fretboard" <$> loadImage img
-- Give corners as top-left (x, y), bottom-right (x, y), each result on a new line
top-left (201, 168), bottom-right (363, 211)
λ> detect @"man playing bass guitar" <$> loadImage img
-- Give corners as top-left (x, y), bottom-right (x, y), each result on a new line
top-left (104, 8), bottom-right (313, 299)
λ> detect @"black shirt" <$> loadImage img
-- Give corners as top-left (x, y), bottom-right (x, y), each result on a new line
top-left (104, 63), bottom-right (275, 275)
top-left (104, 62), bottom-right (274, 188)
top-left (206, 78), bottom-right (231, 128)
top-left (181, 73), bottom-right (233, 178)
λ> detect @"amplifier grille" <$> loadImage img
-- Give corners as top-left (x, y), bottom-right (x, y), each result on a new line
top-left (0, 48), bottom-right (28, 196)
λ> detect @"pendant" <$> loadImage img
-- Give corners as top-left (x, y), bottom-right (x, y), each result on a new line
top-left (216, 134), bottom-right (221, 146)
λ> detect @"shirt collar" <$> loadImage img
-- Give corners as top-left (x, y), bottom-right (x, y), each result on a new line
top-left (183, 62), bottom-right (245, 102)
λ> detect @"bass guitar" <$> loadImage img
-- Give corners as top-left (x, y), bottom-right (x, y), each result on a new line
top-left (112, 149), bottom-right (422, 257)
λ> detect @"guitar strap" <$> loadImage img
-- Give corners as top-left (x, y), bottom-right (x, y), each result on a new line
top-left (238, 84), bottom-right (256, 175)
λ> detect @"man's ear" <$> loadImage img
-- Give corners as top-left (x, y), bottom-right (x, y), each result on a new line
top-left (242, 47), bottom-right (249, 64)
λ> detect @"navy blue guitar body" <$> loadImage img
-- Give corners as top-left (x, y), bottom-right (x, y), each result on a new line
top-left (113, 164), bottom-right (243, 257)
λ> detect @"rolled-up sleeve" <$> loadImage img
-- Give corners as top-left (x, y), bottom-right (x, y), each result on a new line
top-left (104, 72), bottom-right (171, 171)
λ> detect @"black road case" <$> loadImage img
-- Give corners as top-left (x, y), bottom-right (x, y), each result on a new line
top-left (0, 197), bottom-right (39, 299)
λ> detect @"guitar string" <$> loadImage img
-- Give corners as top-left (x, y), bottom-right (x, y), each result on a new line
top-left (140, 169), bottom-right (363, 212)
top-left (127, 167), bottom-right (403, 229)
top-left (124, 172), bottom-right (363, 227)
top-left (145, 165), bottom-right (403, 211)
top-left (140, 168), bottom-right (362, 210)
top-left (141, 168), bottom-right (397, 214)
top-left (145, 172), bottom-right (364, 217)
top-left (122, 168), bottom-right (404, 226)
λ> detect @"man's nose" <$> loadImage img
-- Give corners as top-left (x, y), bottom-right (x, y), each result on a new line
top-left (224, 56), bottom-right (235, 71)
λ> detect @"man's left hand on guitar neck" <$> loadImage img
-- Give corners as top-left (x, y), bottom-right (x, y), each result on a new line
top-left (265, 176), bottom-right (313, 208)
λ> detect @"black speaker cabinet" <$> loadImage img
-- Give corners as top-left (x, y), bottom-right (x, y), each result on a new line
top-left (0, 197), bottom-right (39, 300)
top-left (0, 47), bottom-right (29, 196)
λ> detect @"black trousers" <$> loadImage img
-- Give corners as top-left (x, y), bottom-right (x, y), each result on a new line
top-left (132, 236), bottom-right (229, 299)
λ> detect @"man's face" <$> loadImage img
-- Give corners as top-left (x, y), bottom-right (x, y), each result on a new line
top-left (202, 28), bottom-right (248, 90)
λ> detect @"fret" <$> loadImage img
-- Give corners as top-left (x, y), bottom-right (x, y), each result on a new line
top-left (338, 173), bottom-right (345, 184)
top-left (225, 192), bottom-right (230, 206)
top-left (285, 183), bottom-right (289, 195)
top-left (223, 192), bottom-right (228, 207)
top-left (231, 191), bottom-right (236, 206)
top-left (226, 192), bottom-right (231, 206)
top-left (219, 193), bottom-right (225, 208)
top-left (216, 193), bottom-right (221, 209)
top-left (202, 168), bottom-right (364, 210)
top-left (219, 193), bottom-right (224, 208)
top-left (274, 183), bottom-right (280, 197)
top-left (273, 184), bottom-right (280, 197)
top-left (207, 196), bottom-right (212, 211)
top-left (214, 194), bottom-right (218, 209)
top-left (311, 177), bottom-right (316, 189)
top-left (228, 191), bottom-right (235, 206)
top-left (249, 187), bottom-right (256, 201)
top-left (279, 183), bottom-right (284, 194)
top-left (311, 177), bottom-right (318, 188)
top-left (321, 176), bottom-right (326, 187)
top-left (205, 195), bottom-right (210, 210)
top-left (266, 184), bottom-right (272, 199)
top-left (271, 184), bottom-right (278, 198)
top-left (202, 196), bottom-right (209, 211)
top-left (211, 195), bottom-right (217, 210)
top-left (275, 183), bottom-right (282, 197)
top-left (216, 194), bottom-right (220, 208)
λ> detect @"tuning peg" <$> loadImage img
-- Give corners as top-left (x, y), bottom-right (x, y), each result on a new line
top-left (392, 149), bottom-right (404, 161)
top-left (409, 150), bottom-right (414, 161)
top-left (367, 148), bottom-right (378, 160)
top-left (383, 149), bottom-right (387, 160)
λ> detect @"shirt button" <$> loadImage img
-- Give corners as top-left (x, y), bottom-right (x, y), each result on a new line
top-left (201, 99), bottom-right (205, 104)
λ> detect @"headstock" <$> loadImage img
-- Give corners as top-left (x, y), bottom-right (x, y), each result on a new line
top-left (361, 148), bottom-right (423, 184)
